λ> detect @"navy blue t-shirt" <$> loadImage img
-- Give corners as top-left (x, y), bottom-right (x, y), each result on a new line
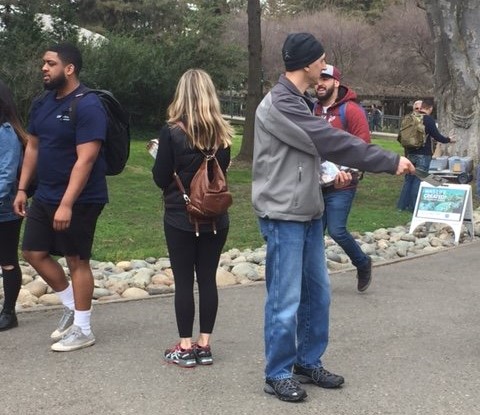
top-left (28, 85), bottom-right (108, 204)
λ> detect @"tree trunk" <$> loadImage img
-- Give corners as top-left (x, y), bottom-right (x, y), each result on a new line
top-left (423, 0), bottom-right (480, 161)
top-left (237, 0), bottom-right (262, 162)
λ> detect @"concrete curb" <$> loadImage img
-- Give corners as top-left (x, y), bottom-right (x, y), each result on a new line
top-left (15, 238), bottom-right (479, 315)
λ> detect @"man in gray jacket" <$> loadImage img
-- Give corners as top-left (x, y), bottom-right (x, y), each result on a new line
top-left (253, 32), bottom-right (414, 403)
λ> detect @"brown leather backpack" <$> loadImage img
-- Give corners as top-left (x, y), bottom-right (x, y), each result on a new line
top-left (173, 125), bottom-right (232, 236)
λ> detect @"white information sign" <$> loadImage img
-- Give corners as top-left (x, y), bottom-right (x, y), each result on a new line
top-left (409, 183), bottom-right (474, 244)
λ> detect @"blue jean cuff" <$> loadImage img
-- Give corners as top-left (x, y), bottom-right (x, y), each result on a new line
top-left (266, 374), bottom-right (293, 381)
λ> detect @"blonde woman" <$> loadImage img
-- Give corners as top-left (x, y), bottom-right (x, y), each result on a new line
top-left (152, 69), bottom-right (233, 367)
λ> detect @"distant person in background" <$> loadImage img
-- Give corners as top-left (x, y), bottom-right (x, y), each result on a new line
top-left (0, 80), bottom-right (28, 331)
top-left (315, 65), bottom-right (373, 292)
top-left (401, 101), bottom-right (422, 156)
top-left (371, 104), bottom-right (382, 131)
top-left (397, 98), bottom-right (455, 211)
top-left (413, 100), bottom-right (422, 112)
top-left (152, 69), bottom-right (233, 368)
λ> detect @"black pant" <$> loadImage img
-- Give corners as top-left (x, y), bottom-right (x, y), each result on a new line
top-left (0, 219), bottom-right (22, 311)
top-left (164, 221), bottom-right (228, 338)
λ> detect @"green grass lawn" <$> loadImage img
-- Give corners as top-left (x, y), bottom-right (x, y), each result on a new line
top-left (92, 131), bottom-right (414, 261)
top-left (350, 135), bottom-right (411, 230)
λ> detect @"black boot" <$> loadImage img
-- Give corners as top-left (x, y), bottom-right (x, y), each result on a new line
top-left (357, 257), bottom-right (372, 292)
top-left (0, 309), bottom-right (18, 331)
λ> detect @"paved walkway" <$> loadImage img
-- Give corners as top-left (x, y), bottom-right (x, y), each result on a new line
top-left (2, 242), bottom-right (480, 415)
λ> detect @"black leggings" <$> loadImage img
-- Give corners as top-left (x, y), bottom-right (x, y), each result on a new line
top-left (0, 219), bottom-right (22, 312)
top-left (164, 222), bottom-right (228, 338)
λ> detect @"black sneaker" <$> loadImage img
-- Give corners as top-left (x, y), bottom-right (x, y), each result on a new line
top-left (0, 309), bottom-right (18, 331)
top-left (264, 377), bottom-right (307, 402)
top-left (357, 257), bottom-right (372, 292)
top-left (164, 344), bottom-right (196, 368)
top-left (293, 365), bottom-right (344, 388)
top-left (193, 343), bottom-right (213, 365)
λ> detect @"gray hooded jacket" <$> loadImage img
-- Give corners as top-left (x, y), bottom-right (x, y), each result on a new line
top-left (252, 75), bottom-right (399, 221)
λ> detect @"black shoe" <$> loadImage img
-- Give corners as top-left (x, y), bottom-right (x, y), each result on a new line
top-left (264, 377), bottom-right (307, 402)
top-left (357, 257), bottom-right (372, 292)
top-left (164, 344), bottom-right (196, 368)
top-left (293, 364), bottom-right (344, 388)
top-left (0, 309), bottom-right (18, 331)
top-left (193, 343), bottom-right (213, 365)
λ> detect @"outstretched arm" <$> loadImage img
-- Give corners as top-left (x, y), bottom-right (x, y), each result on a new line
top-left (424, 116), bottom-right (451, 143)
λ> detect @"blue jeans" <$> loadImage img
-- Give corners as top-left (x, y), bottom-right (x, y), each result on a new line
top-left (397, 154), bottom-right (432, 212)
top-left (259, 218), bottom-right (331, 380)
top-left (322, 188), bottom-right (369, 269)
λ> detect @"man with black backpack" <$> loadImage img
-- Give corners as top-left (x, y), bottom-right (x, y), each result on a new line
top-left (397, 98), bottom-right (455, 212)
top-left (14, 43), bottom-right (108, 352)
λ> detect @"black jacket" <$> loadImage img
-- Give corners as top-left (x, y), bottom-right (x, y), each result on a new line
top-left (152, 124), bottom-right (230, 232)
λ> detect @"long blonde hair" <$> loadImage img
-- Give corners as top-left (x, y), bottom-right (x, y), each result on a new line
top-left (167, 69), bottom-right (233, 150)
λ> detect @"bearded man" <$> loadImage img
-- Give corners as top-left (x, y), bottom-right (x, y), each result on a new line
top-left (14, 43), bottom-right (108, 352)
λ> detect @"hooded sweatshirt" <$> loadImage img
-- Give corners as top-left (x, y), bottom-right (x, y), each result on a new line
top-left (252, 75), bottom-right (399, 222)
top-left (314, 84), bottom-right (370, 190)
top-left (314, 85), bottom-right (370, 143)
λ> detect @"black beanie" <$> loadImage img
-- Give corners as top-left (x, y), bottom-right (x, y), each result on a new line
top-left (282, 33), bottom-right (325, 71)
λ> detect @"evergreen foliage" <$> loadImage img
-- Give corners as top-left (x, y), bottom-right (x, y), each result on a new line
top-left (0, 0), bottom-right (245, 127)
top-left (0, 0), bottom-right (428, 129)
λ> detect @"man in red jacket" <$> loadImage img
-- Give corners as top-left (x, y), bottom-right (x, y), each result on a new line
top-left (315, 65), bottom-right (372, 292)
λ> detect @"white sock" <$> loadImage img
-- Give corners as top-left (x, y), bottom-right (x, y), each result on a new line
top-left (74, 309), bottom-right (92, 335)
top-left (56, 284), bottom-right (75, 310)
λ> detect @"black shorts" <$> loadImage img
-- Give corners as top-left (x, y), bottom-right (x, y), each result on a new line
top-left (22, 199), bottom-right (104, 260)
top-left (0, 219), bottom-right (22, 265)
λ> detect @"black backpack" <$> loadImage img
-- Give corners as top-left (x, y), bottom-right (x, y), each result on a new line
top-left (70, 88), bottom-right (130, 175)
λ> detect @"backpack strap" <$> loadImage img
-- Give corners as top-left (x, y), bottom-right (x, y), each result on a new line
top-left (173, 172), bottom-right (190, 204)
top-left (338, 102), bottom-right (348, 130)
top-left (69, 86), bottom-right (92, 125)
top-left (175, 120), bottom-right (187, 133)
top-left (173, 170), bottom-right (205, 236)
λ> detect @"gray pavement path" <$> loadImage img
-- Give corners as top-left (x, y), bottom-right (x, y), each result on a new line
top-left (2, 242), bottom-right (480, 415)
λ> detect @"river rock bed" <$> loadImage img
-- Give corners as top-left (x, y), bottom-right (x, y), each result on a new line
top-left (3, 211), bottom-right (480, 310)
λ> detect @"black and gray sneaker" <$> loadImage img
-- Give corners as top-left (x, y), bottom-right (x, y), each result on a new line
top-left (357, 257), bottom-right (372, 292)
top-left (293, 364), bottom-right (344, 388)
top-left (193, 343), bottom-right (213, 365)
top-left (164, 344), bottom-right (196, 368)
top-left (264, 377), bottom-right (307, 402)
